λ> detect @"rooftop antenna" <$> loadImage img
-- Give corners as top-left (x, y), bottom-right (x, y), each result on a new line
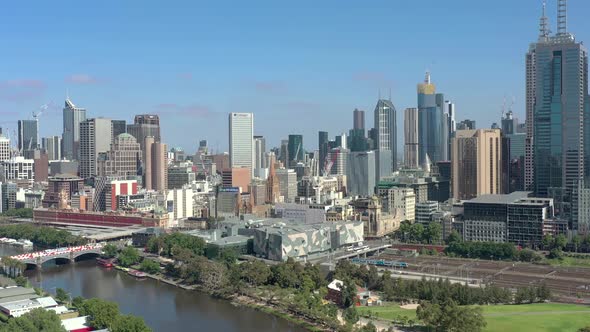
top-left (557, 0), bottom-right (567, 36)
top-left (425, 71), bottom-right (431, 85)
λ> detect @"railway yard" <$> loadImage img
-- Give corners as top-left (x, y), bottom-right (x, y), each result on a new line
top-left (365, 252), bottom-right (590, 304)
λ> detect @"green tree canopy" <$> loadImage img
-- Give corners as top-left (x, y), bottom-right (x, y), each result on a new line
top-left (102, 244), bottom-right (119, 258)
top-left (117, 247), bottom-right (140, 267)
top-left (110, 314), bottom-right (152, 332)
top-left (79, 298), bottom-right (120, 329)
top-left (139, 259), bottom-right (160, 274)
top-left (0, 308), bottom-right (66, 332)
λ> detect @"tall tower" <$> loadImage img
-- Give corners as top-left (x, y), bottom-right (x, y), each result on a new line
top-left (404, 108), bottom-right (419, 169)
top-left (62, 99), bottom-right (87, 161)
top-left (229, 113), bottom-right (254, 175)
top-left (127, 115), bottom-right (161, 153)
top-left (17, 119), bottom-right (38, 155)
top-left (373, 98), bottom-right (397, 172)
top-left (353, 108), bottom-right (365, 132)
top-left (526, 0), bottom-right (589, 213)
top-left (79, 118), bottom-right (113, 179)
top-left (417, 72), bottom-right (446, 164)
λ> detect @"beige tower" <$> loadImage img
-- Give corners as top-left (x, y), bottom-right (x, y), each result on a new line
top-left (152, 141), bottom-right (168, 192)
top-left (452, 129), bottom-right (502, 200)
top-left (144, 136), bottom-right (154, 190)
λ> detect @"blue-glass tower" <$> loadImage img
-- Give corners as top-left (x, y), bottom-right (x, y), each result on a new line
top-left (417, 72), bottom-right (446, 165)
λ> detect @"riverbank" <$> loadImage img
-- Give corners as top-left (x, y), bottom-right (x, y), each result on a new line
top-left (109, 261), bottom-right (332, 332)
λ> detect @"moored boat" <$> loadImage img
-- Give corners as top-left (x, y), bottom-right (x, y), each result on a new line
top-left (96, 257), bottom-right (115, 267)
top-left (127, 269), bottom-right (147, 279)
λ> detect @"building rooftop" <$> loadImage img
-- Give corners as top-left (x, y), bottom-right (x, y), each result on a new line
top-left (209, 235), bottom-right (251, 246)
top-left (0, 287), bottom-right (37, 303)
top-left (466, 191), bottom-right (532, 205)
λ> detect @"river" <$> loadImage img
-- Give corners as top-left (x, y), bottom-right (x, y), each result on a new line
top-left (1, 244), bottom-right (307, 332)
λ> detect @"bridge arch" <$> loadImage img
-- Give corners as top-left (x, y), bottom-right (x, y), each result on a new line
top-left (41, 257), bottom-right (72, 267)
top-left (73, 252), bottom-right (100, 262)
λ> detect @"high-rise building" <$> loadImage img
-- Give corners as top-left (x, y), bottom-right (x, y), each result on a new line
top-left (32, 149), bottom-right (49, 182)
top-left (443, 100), bottom-right (456, 161)
top-left (0, 136), bottom-right (10, 162)
top-left (254, 135), bottom-right (266, 170)
top-left (167, 164), bottom-right (196, 189)
top-left (452, 129), bottom-right (503, 200)
top-left (221, 168), bottom-right (251, 192)
top-left (79, 118), bottom-right (113, 179)
top-left (526, 1), bottom-right (590, 203)
top-left (1, 157), bottom-right (34, 182)
top-left (417, 72), bottom-right (446, 165)
top-left (353, 108), bottom-right (365, 132)
top-left (456, 119), bottom-right (476, 130)
top-left (318, 131), bottom-right (329, 171)
top-left (62, 99), bottom-right (87, 160)
top-left (374, 99), bottom-right (397, 171)
top-left (229, 113), bottom-right (254, 174)
top-left (112, 120), bottom-right (127, 139)
top-left (347, 151), bottom-right (376, 197)
top-left (266, 154), bottom-right (280, 203)
top-left (18, 119), bottom-right (38, 153)
top-left (501, 111), bottom-right (518, 135)
top-left (288, 134), bottom-right (303, 165)
top-left (97, 133), bottom-right (142, 177)
top-left (42, 136), bottom-right (62, 161)
top-left (144, 137), bottom-right (168, 192)
top-left (276, 168), bottom-right (297, 203)
top-left (127, 115), bottom-right (161, 152)
top-left (404, 108), bottom-right (419, 169)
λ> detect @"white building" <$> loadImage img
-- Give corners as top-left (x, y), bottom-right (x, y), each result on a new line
top-left (229, 113), bottom-right (254, 175)
top-left (276, 168), bottom-right (297, 203)
top-left (166, 188), bottom-right (194, 226)
top-left (0, 136), bottom-right (10, 162)
top-left (274, 203), bottom-right (328, 224)
top-left (1, 157), bottom-right (34, 182)
top-left (42, 136), bottom-right (62, 161)
top-left (391, 187), bottom-right (416, 222)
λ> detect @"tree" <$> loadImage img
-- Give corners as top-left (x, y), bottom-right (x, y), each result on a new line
top-left (341, 278), bottom-right (357, 308)
top-left (71, 296), bottom-right (85, 309)
top-left (139, 259), bottom-right (160, 274)
top-left (358, 322), bottom-right (377, 332)
top-left (446, 230), bottom-right (462, 244)
top-left (117, 247), bottom-right (140, 267)
top-left (418, 301), bottom-right (486, 332)
top-left (241, 260), bottom-right (271, 286)
top-left (55, 288), bottom-right (69, 304)
top-left (542, 234), bottom-right (554, 249)
top-left (217, 249), bottom-right (238, 268)
top-left (572, 235), bottom-right (582, 253)
top-left (548, 248), bottom-right (564, 260)
top-left (0, 308), bottom-right (66, 332)
top-left (79, 298), bottom-right (120, 329)
top-left (554, 234), bottom-right (568, 250)
top-left (410, 223), bottom-right (425, 243)
top-left (578, 327), bottom-right (590, 332)
top-left (425, 222), bottom-right (442, 244)
top-left (343, 306), bottom-right (359, 324)
top-left (102, 244), bottom-right (119, 258)
top-left (536, 283), bottom-right (551, 302)
top-left (14, 275), bottom-right (27, 287)
top-left (110, 314), bottom-right (152, 332)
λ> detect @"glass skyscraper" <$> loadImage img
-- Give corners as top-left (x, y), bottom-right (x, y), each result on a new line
top-left (417, 72), bottom-right (446, 165)
top-left (62, 98), bottom-right (87, 161)
top-left (373, 99), bottom-right (397, 172)
top-left (526, 1), bottom-right (590, 221)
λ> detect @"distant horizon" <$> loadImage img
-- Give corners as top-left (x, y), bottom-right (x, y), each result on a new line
top-left (1, 0), bottom-right (589, 153)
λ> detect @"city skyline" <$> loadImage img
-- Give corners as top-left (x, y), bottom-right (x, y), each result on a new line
top-left (3, 1), bottom-right (590, 152)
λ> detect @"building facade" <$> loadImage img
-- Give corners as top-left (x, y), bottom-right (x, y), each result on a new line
top-left (62, 99), bottom-right (87, 161)
top-left (229, 113), bottom-right (254, 174)
top-left (374, 99), bottom-right (397, 172)
top-left (404, 108), bottom-right (419, 169)
top-left (79, 118), bottom-right (112, 179)
top-left (42, 136), bottom-right (62, 161)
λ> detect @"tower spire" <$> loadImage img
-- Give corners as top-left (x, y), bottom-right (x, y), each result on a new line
top-left (539, 1), bottom-right (550, 40)
top-left (557, 0), bottom-right (567, 35)
top-left (425, 71), bottom-right (431, 85)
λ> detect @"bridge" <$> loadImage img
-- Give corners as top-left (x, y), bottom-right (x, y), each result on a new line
top-left (9, 243), bottom-right (104, 268)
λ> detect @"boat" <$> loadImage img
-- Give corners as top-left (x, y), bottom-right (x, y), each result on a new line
top-left (96, 257), bottom-right (115, 268)
top-left (115, 265), bottom-right (129, 272)
top-left (127, 269), bottom-right (147, 279)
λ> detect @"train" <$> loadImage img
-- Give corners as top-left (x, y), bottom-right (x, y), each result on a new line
top-left (350, 257), bottom-right (408, 268)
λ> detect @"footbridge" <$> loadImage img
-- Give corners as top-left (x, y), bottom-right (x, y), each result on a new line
top-left (9, 243), bottom-right (104, 268)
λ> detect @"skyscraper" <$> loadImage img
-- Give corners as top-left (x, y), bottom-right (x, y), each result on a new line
top-left (501, 110), bottom-right (518, 136)
top-left (318, 131), bottom-right (329, 173)
top-left (0, 136), bottom-right (11, 162)
top-left (127, 115), bottom-right (161, 153)
top-left (287, 134), bottom-right (304, 165)
top-left (229, 113), bottom-right (254, 174)
top-left (18, 119), bottom-right (38, 153)
top-left (417, 72), bottom-right (446, 165)
top-left (62, 99), bottom-right (87, 160)
top-left (526, 1), bottom-right (589, 205)
top-left (353, 108), bottom-right (365, 132)
top-left (79, 118), bottom-right (112, 179)
top-left (144, 137), bottom-right (168, 192)
top-left (404, 108), bottom-right (419, 169)
top-left (42, 136), bottom-right (62, 161)
top-left (373, 98), bottom-right (397, 172)
top-left (347, 151), bottom-right (376, 197)
top-left (452, 129), bottom-right (503, 200)
top-left (444, 101), bottom-right (456, 161)
top-left (112, 120), bottom-right (127, 139)
top-left (98, 133), bottom-right (142, 177)
top-left (253, 135), bottom-right (266, 171)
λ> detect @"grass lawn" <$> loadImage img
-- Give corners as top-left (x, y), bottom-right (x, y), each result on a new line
top-left (482, 303), bottom-right (590, 332)
top-left (358, 302), bottom-right (590, 332)
top-left (546, 256), bottom-right (590, 268)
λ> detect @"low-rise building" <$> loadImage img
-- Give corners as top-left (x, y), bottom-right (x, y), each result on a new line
top-left (350, 197), bottom-right (399, 237)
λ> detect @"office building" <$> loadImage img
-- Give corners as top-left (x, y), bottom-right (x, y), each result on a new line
top-left (0, 183), bottom-right (17, 213)
top-left (287, 134), bottom-right (304, 166)
top-left (127, 114), bottom-right (161, 152)
top-left (17, 119), bottom-right (38, 154)
top-left (221, 168), bottom-right (251, 192)
top-left (378, 187), bottom-right (416, 222)
top-left (526, 2), bottom-right (590, 202)
top-left (111, 120), bottom-right (127, 139)
top-left (276, 168), bottom-right (297, 203)
top-left (415, 201), bottom-right (438, 224)
top-left (374, 99), bottom-right (397, 171)
top-left (42, 174), bottom-right (84, 208)
top-left (253, 135), bottom-right (266, 171)
top-left (229, 113), bottom-right (254, 173)
top-left (501, 110), bottom-right (518, 135)
top-left (62, 99), bottom-right (87, 160)
top-left (32, 149), bottom-right (48, 182)
top-left (1, 157), bottom-right (34, 182)
top-left (97, 133), bottom-right (142, 177)
top-left (49, 160), bottom-right (78, 177)
top-left (347, 151), bottom-right (376, 197)
top-left (166, 188), bottom-right (194, 223)
top-left (318, 131), bottom-right (329, 172)
top-left (404, 108), bottom-right (419, 169)
top-left (167, 164), bottom-right (195, 189)
top-left (327, 147), bottom-right (348, 176)
top-left (452, 129), bottom-right (503, 200)
top-left (266, 155), bottom-right (280, 203)
top-left (353, 108), bottom-right (365, 132)
top-left (144, 137), bottom-right (167, 192)
top-left (79, 118), bottom-right (112, 179)
top-left (445, 101), bottom-right (456, 160)
top-left (42, 136), bottom-right (61, 161)
top-left (456, 119), bottom-right (476, 130)
top-left (0, 136), bottom-right (10, 162)
top-left (417, 72), bottom-right (446, 164)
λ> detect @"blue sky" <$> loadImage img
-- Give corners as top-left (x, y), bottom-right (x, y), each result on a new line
top-left (1, 0), bottom-right (590, 153)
